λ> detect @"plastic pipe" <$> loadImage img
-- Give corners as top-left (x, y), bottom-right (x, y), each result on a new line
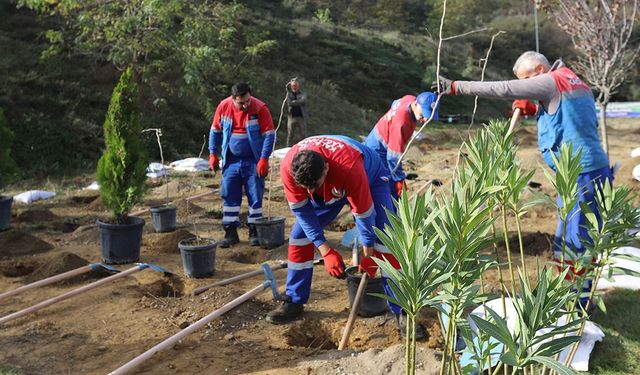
top-left (109, 281), bottom-right (271, 375)
top-left (0, 265), bottom-right (143, 325)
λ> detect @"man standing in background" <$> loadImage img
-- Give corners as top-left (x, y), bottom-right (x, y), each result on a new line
top-left (286, 79), bottom-right (308, 146)
top-left (209, 82), bottom-right (276, 247)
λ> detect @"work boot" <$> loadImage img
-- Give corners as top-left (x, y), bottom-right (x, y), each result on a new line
top-left (219, 225), bottom-right (239, 248)
top-left (248, 224), bottom-right (260, 247)
top-left (396, 314), bottom-right (427, 341)
top-left (265, 296), bottom-right (304, 324)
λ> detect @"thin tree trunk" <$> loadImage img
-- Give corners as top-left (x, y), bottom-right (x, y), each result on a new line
top-left (599, 102), bottom-right (609, 156)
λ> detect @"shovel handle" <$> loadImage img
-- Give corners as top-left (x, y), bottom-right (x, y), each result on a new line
top-left (0, 265), bottom-right (93, 302)
top-left (338, 273), bottom-right (368, 350)
top-left (507, 108), bottom-right (521, 136)
top-left (0, 265), bottom-right (143, 325)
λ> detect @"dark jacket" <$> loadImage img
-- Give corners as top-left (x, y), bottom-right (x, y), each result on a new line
top-left (286, 89), bottom-right (309, 120)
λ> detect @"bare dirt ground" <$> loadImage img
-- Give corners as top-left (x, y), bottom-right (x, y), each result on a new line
top-left (1, 120), bottom-right (638, 375)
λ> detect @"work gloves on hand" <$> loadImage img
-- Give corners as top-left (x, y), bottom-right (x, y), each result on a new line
top-left (256, 157), bottom-right (269, 178)
top-left (431, 76), bottom-right (456, 95)
top-left (358, 250), bottom-right (401, 278)
top-left (512, 99), bottom-right (538, 116)
top-left (323, 248), bottom-right (346, 279)
top-left (395, 180), bottom-right (407, 197)
top-left (209, 154), bottom-right (220, 173)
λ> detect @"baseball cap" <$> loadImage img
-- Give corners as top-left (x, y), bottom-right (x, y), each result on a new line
top-left (417, 92), bottom-right (439, 121)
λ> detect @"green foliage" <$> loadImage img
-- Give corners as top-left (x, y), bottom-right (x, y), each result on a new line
top-left (314, 8), bottom-right (332, 24)
top-left (373, 190), bottom-right (452, 374)
top-left (470, 267), bottom-right (581, 374)
top-left (0, 108), bottom-right (18, 189)
top-left (96, 68), bottom-right (147, 223)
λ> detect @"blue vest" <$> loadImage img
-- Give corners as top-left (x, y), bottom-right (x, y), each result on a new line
top-left (537, 68), bottom-right (609, 173)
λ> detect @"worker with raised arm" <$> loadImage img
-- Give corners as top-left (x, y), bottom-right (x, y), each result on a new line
top-left (435, 51), bottom-right (611, 307)
top-left (364, 92), bottom-right (439, 199)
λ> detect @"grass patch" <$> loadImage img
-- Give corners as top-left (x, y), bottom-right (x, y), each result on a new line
top-left (588, 289), bottom-right (640, 375)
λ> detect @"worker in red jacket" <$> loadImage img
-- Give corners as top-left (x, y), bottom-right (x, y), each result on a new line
top-left (364, 92), bottom-right (439, 199)
top-left (266, 135), bottom-right (426, 339)
top-left (209, 82), bottom-right (275, 247)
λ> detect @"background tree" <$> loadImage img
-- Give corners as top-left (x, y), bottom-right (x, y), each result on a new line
top-left (542, 0), bottom-right (640, 155)
top-left (0, 108), bottom-right (18, 188)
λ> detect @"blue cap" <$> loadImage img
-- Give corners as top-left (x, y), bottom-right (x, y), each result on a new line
top-left (417, 92), bottom-right (439, 121)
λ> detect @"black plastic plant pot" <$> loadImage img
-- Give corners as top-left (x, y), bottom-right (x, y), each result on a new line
top-left (0, 195), bottom-right (13, 231)
top-left (345, 266), bottom-right (389, 317)
top-left (97, 216), bottom-right (145, 264)
top-left (253, 216), bottom-right (286, 249)
top-left (179, 237), bottom-right (217, 278)
top-left (150, 205), bottom-right (177, 233)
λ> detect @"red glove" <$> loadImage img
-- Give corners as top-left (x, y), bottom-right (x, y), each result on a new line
top-left (323, 248), bottom-right (346, 279)
top-left (512, 99), bottom-right (538, 116)
top-left (209, 154), bottom-right (220, 172)
top-left (359, 250), bottom-right (401, 278)
top-left (395, 180), bottom-right (407, 197)
top-left (256, 157), bottom-right (269, 178)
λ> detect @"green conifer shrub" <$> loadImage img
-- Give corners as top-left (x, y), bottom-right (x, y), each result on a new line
top-left (97, 68), bottom-right (147, 224)
top-left (0, 108), bottom-right (18, 189)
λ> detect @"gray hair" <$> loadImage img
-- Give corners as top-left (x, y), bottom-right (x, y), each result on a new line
top-left (512, 51), bottom-right (551, 74)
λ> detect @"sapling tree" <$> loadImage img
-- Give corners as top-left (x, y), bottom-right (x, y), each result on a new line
top-left (142, 128), bottom-right (171, 205)
top-left (97, 67), bottom-right (148, 224)
top-left (432, 151), bottom-right (501, 375)
top-left (374, 191), bottom-right (452, 375)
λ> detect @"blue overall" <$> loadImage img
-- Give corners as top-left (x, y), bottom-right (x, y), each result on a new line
top-left (538, 67), bottom-right (610, 306)
top-left (209, 115), bottom-right (275, 227)
top-left (553, 166), bottom-right (612, 305)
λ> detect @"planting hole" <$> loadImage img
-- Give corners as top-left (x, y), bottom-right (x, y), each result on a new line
top-left (223, 248), bottom-right (270, 264)
top-left (0, 258), bottom-right (40, 277)
top-left (285, 319), bottom-right (338, 349)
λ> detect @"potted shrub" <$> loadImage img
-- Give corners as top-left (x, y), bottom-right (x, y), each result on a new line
top-left (0, 108), bottom-right (18, 231)
top-left (96, 68), bottom-right (148, 264)
top-left (143, 128), bottom-right (176, 233)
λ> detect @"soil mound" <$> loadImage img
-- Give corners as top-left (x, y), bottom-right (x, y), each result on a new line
top-left (130, 271), bottom-right (185, 298)
top-left (70, 224), bottom-right (99, 245)
top-left (144, 229), bottom-right (195, 254)
top-left (174, 199), bottom-right (205, 221)
top-left (67, 193), bottom-right (100, 205)
top-left (0, 230), bottom-right (54, 257)
top-left (505, 231), bottom-right (552, 256)
top-left (300, 344), bottom-right (440, 374)
top-left (86, 196), bottom-right (107, 212)
top-left (24, 252), bottom-right (104, 284)
top-left (15, 209), bottom-right (59, 223)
